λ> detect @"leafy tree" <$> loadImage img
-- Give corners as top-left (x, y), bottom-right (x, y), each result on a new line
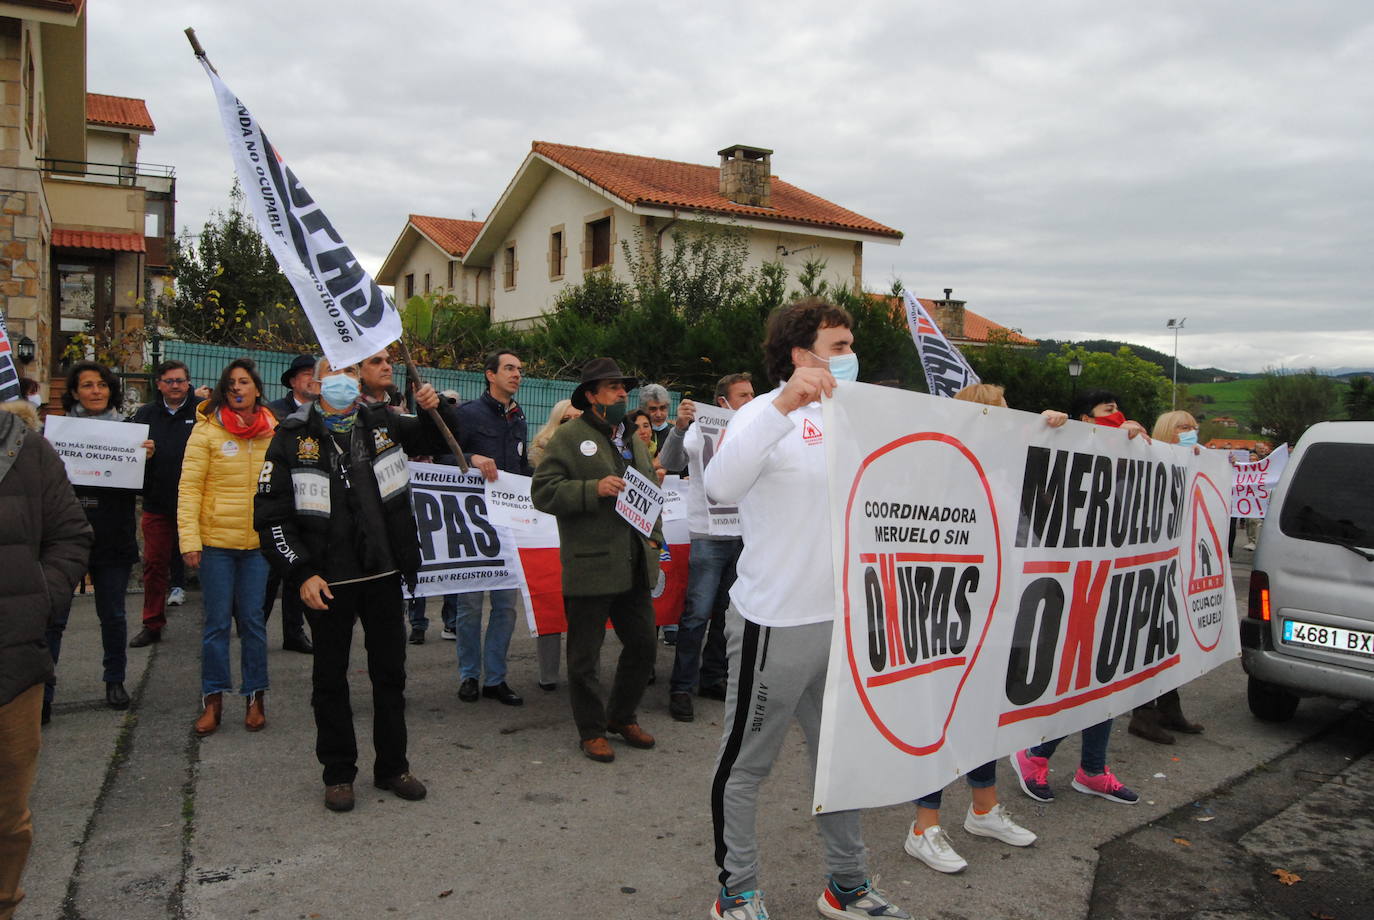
top-left (1343, 375), bottom-right (1374, 420)
top-left (1248, 368), bottom-right (1340, 448)
top-left (166, 181), bottom-right (309, 346)
top-left (967, 338), bottom-right (1172, 422)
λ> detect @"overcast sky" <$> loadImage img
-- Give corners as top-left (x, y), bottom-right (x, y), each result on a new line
top-left (90, 1), bottom-right (1373, 373)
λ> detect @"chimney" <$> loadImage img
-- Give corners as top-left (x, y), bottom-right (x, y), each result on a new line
top-left (931, 287), bottom-right (968, 339)
top-left (718, 144), bottom-right (773, 208)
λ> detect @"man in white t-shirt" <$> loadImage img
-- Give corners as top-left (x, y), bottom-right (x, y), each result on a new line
top-left (703, 297), bottom-right (910, 920)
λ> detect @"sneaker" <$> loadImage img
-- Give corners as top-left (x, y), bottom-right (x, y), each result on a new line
top-left (167, 587), bottom-right (186, 607)
top-left (1244, 542), bottom-right (1256, 551)
top-left (408, 628), bottom-right (425, 645)
top-left (1071, 767), bottom-right (1139, 804)
top-left (1010, 749), bottom-right (1054, 802)
top-left (713, 888), bottom-right (769, 920)
top-left (963, 803), bottom-right (1037, 846)
top-left (817, 878), bottom-right (911, 919)
top-left (441, 627), bottom-right (457, 640)
top-left (661, 628), bottom-right (678, 647)
top-left (903, 823), bottom-right (967, 873)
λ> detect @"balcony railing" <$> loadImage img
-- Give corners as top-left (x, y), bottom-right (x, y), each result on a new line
top-left (39, 157), bottom-right (176, 193)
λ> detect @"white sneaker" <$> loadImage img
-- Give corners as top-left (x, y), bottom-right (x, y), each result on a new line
top-left (902, 823), bottom-right (967, 873)
top-left (963, 803), bottom-right (1037, 846)
top-left (441, 628), bottom-right (457, 641)
top-left (167, 587), bottom-right (186, 607)
top-left (1244, 542), bottom-right (1256, 551)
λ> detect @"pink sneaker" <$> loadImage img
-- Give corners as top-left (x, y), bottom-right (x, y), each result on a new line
top-left (1010, 749), bottom-right (1053, 802)
top-left (1071, 766), bottom-right (1139, 804)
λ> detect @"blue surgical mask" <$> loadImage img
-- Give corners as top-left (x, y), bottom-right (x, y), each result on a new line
top-left (320, 374), bottom-right (360, 410)
top-left (816, 351), bottom-right (859, 383)
top-left (1177, 430), bottom-right (1198, 446)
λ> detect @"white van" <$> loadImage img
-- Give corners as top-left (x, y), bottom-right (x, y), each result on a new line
top-left (1241, 420), bottom-right (1374, 720)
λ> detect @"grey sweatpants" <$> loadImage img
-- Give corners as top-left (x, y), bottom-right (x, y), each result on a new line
top-left (710, 607), bottom-right (867, 893)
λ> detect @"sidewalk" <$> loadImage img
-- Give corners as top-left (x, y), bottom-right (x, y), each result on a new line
top-left (21, 553), bottom-right (1360, 919)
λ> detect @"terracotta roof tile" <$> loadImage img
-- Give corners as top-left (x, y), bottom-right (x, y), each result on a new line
top-left (958, 306), bottom-right (1036, 346)
top-left (409, 214), bottom-right (483, 257)
top-left (872, 294), bottom-right (1035, 345)
top-left (86, 94), bottom-right (155, 132)
top-left (532, 142), bottom-right (902, 239)
top-left (52, 229), bottom-right (145, 252)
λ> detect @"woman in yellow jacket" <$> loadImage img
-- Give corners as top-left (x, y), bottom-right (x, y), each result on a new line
top-left (179, 358), bottom-right (278, 735)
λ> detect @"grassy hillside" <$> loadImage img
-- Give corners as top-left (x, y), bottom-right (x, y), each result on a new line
top-left (1187, 379), bottom-right (1266, 423)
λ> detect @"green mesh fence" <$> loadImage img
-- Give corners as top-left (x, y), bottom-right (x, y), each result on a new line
top-left (157, 341), bottom-right (677, 428)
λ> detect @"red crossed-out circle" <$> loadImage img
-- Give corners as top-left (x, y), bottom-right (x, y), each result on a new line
top-left (840, 432), bottom-right (1002, 756)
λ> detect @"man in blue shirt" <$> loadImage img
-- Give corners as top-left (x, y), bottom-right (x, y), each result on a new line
top-left (452, 351), bottom-right (533, 706)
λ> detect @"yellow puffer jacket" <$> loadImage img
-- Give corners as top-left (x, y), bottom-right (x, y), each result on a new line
top-left (178, 401), bottom-right (277, 553)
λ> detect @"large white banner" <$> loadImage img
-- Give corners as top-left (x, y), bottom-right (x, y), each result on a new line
top-left (0, 310), bottom-right (20, 402)
top-left (44, 416), bottom-right (149, 489)
top-left (901, 291), bottom-right (980, 398)
top-left (408, 463), bottom-right (524, 597)
top-left (814, 383), bottom-right (1239, 813)
top-left (199, 61), bottom-right (403, 370)
top-left (1230, 445), bottom-right (1288, 519)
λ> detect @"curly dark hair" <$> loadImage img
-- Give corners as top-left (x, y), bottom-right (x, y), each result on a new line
top-left (762, 296), bottom-right (853, 384)
top-left (62, 360), bottom-right (122, 412)
top-left (206, 357), bottom-right (267, 414)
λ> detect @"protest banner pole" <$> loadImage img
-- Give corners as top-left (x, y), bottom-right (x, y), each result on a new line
top-left (184, 28), bottom-right (213, 70)
top-left (395, 337), bottom-right (469, 473)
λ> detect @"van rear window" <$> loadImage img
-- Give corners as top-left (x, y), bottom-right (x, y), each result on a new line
top-left (1279, 443), bottom-right (1374, 547)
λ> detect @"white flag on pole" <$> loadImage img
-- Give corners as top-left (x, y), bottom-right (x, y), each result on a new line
top-left (199, 60), bottom-right (403, 370)
top-left (901, 291), bottom-right (980, 398)
top-left (0, 311), bottom-right (21, 402)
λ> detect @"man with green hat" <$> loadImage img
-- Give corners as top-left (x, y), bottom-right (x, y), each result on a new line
top-left (532, 357), bottom-right (664, 763)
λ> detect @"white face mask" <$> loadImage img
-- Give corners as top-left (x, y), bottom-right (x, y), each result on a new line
top-left (27, 394), bottom-right (42, 407)
top-left (809, 350), bottom-right (860, 383)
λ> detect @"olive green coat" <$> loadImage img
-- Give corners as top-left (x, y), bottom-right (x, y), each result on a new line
top-left (530, 415), bottom-right (664, 597)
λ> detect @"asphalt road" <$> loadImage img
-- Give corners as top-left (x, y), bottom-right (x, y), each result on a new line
top-left (21, 549), bottom-right (1372, 920)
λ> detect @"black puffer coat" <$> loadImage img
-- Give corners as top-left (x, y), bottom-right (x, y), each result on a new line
top-left (0, 411), bottom-right (92, 705)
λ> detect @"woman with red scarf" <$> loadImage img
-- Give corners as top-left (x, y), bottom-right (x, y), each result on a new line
top-left (179, 358), bottom-right (278, 735)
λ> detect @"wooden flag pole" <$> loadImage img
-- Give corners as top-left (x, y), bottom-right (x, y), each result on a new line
top-left (184, 28), bottom-right (216, 71)
top-left (395, 338), bottom-right (470, 473)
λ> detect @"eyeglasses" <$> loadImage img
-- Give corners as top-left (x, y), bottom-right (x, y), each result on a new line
top-left (160, 377), bottom-right (189, 385)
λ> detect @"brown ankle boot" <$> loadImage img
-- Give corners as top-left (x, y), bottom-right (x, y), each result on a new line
top-left (1156, 689), bottom-right (1204, 733)
top-left (244, 691), bottom-right (266, 732)
top-left (195, 693), bottom-right (223, 736)
top-left (1128, 706), bottom-right (1175, 745)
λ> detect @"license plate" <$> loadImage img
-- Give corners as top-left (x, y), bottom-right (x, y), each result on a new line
top-left (1282, 618), bottom-right (1374, 658)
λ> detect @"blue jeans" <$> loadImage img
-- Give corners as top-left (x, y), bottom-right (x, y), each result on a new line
top-left (408, 595), bottom-right (458, 633)
top-left (1029, 719), bottom-right (1113, 774)
top-left (453, 589), bottom-right (518, 684)
top-left (45, 563), bottom-right (130, 701)
top-left (916, 760), bottom-right (998, 809)
top-left (199, 547), bottom-right (269, 697)
top-left (669, 537), bottom-right (741, 693)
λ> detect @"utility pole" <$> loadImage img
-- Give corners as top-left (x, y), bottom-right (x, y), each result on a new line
top-left (1167, 318), bottom-right (1186, 410)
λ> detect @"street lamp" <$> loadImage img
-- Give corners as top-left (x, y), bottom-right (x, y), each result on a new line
top-left (1067, 355), bottom-right (1083, 400)
top-left (1166, 318), bottom-right (1186, 409)
top-left (16, 335), bottom-right (35, 364)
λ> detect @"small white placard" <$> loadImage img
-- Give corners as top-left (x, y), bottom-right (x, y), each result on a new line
top-left (44, 415), bottom-right (149, 489)
top-left (615, 465), bottom-right (665, 538)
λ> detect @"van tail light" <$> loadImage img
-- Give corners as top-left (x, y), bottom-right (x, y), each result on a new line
top-left (1248, 570), bottom-right (1271, 621)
